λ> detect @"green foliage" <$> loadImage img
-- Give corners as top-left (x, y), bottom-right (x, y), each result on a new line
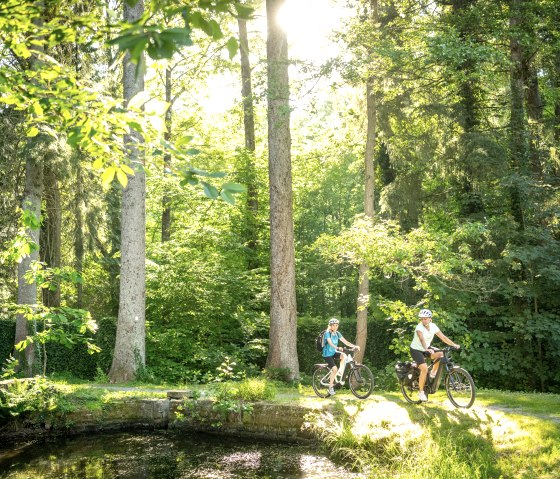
top-left (108, 1), bottom-right (254, 66)
top-left (0, 378), bottom-right (62, 425)
top-left (235, 377), bottom-right (276, 401)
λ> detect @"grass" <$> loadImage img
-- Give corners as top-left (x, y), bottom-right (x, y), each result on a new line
top-left (304, 388), bottom-right (560, 479)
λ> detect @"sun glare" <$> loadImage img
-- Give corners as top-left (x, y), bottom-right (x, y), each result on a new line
top-left (199, 0), bottom-right (352, 115)
top-left (276, 0), bottom-right (349, 63)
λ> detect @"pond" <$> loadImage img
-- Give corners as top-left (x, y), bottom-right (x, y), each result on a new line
top-left (0, 430), bottom-right (365, 478)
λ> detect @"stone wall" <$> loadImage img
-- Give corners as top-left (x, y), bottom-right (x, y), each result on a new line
top-left (0, 390), bottom-right (322, 445)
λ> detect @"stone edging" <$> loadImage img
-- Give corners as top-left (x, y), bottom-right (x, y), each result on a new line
top-left (0, 390), bottom-right (322, 445)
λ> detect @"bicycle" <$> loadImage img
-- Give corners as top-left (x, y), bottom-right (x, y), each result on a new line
top-left (395, 346), bottom-right (475, 408)
top-left (312, 347), bottom-right (375, 399)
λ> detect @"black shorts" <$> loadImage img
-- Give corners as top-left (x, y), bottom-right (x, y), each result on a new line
top-left (324, 353), bottom-right (341, 369)
top-left (410, 347), bottom-right (429, 365)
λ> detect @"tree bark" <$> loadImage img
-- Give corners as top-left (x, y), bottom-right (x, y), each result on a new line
top-left (109, 0), bottom-right (146, 383)
top-left (509, 0), bottom-right (530, 230)
top-left (354, 0), bottom-right (378, 364)
top-left (15, 155), bottom-right (43, 375)
top-left (40, 163), bottom-right (61, 308)
top-left (238, 16), bottom-right (259, 270)
top-left (14, 0), bottom-right (45, 376)
top-left (355, 76), bottom-right (376, 363)
top-left (74, 160), bottom-right (84, 309)
top-left (265, 0), bottom-right (299, 379)
top-left (161, 65), bottom-right (172, 243)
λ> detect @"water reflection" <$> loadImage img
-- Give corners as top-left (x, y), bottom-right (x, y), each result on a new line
top-left (0, 431), bottom-right (364, 478)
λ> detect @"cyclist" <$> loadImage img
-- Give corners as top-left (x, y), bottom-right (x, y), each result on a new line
top-left (410, 309), bottom-right (460, 402)
top-left (323, 318), bottom-right (360, 396)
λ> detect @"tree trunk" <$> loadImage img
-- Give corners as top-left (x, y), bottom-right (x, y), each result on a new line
top-left (354, 0), bottom-right (378, 364)
top-left (14, 0), bottom-right (45, 376)
top-left (238, 16), bottom-right (259, 270)
top-left (15, 155), bottom-right (43, 376)
top-left (524, 63), bottom-right (544, 179)
top-left (161, 65), bottom-right (172, 243)
top-left (74, 160), bottom-right (84, 309)
top-left (265, 0), bottom-right (299, 379)
top-left (355, 76), bottom-right (376, 363)
top-left (40, 163), bottom-right (61, 308)
top-left (509, 0), bottom-right (530, 230)
top-left (109, 0), bottom-right (146, 383)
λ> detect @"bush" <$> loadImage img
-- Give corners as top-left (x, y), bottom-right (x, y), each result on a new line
top-left (0, 378), bottom-right (63, 425)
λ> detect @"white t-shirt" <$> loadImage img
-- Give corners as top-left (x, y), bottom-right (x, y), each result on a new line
top-left (410, 322), bottom-right (441, 351)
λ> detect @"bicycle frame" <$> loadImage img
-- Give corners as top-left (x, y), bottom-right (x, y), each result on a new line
top-left (321, 348), bottom-right (356, 386)
top-left (425, 347), bottom-right (456, 394)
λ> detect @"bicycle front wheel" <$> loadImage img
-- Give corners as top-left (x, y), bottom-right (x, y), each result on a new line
top-left (445, 367), bottom-right (475, 408)
top-left (312, 366), bottom-right (331, 398)
top-left (348, 365), bottom-right (374, 399)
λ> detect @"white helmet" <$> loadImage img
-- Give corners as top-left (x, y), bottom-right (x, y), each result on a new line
top-left (328, 318), bottom-right (340, 325)
top-left (418, 309), bottom-right (433, 318)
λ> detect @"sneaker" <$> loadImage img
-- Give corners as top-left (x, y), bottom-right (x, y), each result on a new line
top-left (328, 387), bottom-right (336, 396)
top-left (418, 391), bottom-right (428, 402)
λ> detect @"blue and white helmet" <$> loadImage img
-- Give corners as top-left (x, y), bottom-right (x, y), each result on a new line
top-left (328, 318), bottom-right (340, 325)
top-left (418, 309), bottom-right (433, 318)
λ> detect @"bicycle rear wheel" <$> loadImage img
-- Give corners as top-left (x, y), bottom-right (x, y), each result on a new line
top-left (445, 367), bottom-right (475, 408)
top-left (312, 365), bottom-right (331, 398)
top-left (348, 365), bottom-right (374, 399)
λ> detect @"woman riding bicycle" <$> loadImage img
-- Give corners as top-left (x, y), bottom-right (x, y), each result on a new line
top-left (323, 318), bottom-right (360, 396)
top-left (410, 309), bottom-right (460, 402)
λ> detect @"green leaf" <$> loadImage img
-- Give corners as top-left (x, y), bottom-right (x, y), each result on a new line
top-left (226, 37), bottom-right (239, 59)
top-left (208, 20), bottom-right (223, 40)
top-left (159, 28), bottom-right (194, 47)
top-left (116, 168), bottom-right (129, 188)
top-left (203, 182), bottom-right (220, 199)
top-left (101, 167), bottom-right (116, 188)
top-left (26, 127), bottom-right (39, 137)
top-left (222, 182), bottom-right (246, 193)
top-left (234, 3), bottom-right (254, 19)
top-left (176, 135), bottom-right (194, 147)
top-left (220, 189), bottom-right (235, 205)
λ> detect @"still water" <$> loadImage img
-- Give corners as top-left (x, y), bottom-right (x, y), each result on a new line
top-left (0, 430), bottom-right (364, 478)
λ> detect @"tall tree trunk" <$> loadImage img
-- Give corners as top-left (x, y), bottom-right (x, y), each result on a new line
top-left (555, 50), bottom-right (560, 149)
top-left (509, 0), bottom-right (530, 230)
top-left (238, 15), bottom-right (259, 270)
top-left (14, 0), bottom-right (45, 376)
top-left (40, 163), bottom-right (61, 308)
top-left (161, 65), bottom-right (172, 243)
top-left (15, 154), bottom-right (43, 376)
top-left (524, 62), bottom-right (544, 178)
top-left (265, 0), bottom-right (299, 379)
top-left (355, 77), bottom-right (376, 363)
top-left (74, 160), bottom-right (84, 309)
top-left (109, 0), bottom-right (146, 383)
top-left (355, 0), bottom-right (378, 363)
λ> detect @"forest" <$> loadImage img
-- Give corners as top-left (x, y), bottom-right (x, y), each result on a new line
top-left (0, 0), bottom-right (559, 393)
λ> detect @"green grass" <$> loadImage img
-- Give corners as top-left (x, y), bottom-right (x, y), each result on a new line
top-left (476, 389), bottom-right (560, 416)
top-left (302, 388), bottom-right (560, 479)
